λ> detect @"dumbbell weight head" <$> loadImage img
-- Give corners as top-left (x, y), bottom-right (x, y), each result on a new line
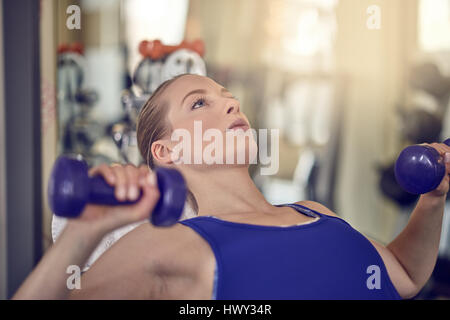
top-left (48, 156), bottom-right (187, 226)
top-left (394, 139), bottom-right (450, 194)
top-left (151, 168), bottom-right (187, 227)
top-left (48, 156), bottom-right (90, 218)
top-left (444, 138), bottom-right (450, 146)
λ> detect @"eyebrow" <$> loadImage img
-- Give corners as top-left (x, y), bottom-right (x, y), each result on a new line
top-left (181, 87), bottom-right (231, 105)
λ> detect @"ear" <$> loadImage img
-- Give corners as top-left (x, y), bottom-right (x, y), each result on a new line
top-left (151, 139), bottom-right (176, 165)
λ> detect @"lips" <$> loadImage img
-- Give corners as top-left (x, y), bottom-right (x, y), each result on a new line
top-left (227, 118), bottom-right (250, 131)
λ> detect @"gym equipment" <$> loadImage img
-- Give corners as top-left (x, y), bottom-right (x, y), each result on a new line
top-left (409, 63), bottom-right (450, 101)
top-left (378, 162), bottom-right (419, 207)
top-left (138, 39), bottom-right (205, 60)
top-left (394, 139), bottom-right (450, 195)
top-left (134, 39), bottom-right (207, 94)
top-left (160, 49), bottom-right (207, 83)
top-left (398, 107), bottom-right (443, 145)
top-left (58, 42), bottom-right (84, 55)
top-left (48, 155), bottom-right (187, 227)
top-left (57, 44), bottom-right (102, 158)
top-left (133, 58), bottom-right (163, 94)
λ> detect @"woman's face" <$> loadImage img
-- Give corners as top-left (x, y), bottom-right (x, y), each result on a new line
top-left (161, 74), bottom-right (257, 169)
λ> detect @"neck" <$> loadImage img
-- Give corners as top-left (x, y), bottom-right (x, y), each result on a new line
top-left (182, 166), bottom-right (274, 216)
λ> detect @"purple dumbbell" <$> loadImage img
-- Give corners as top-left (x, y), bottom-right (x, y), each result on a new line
top-left (394, 139), bottom-right (450, 195)
top-left (48, 155), bottom-right (186, 227)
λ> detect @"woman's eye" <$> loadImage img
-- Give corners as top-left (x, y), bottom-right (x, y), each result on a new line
top-left (191, 98), bottom-right (206, 110)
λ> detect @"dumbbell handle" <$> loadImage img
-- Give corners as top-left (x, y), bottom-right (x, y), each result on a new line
top-left (88, 169), bottom-right (186, 226)
top-left (88, 176), bottom-right (142, 206)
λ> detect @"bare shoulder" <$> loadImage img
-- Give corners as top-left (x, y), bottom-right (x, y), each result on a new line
top-left (70, 221), bottom-right (210, 299)
top-left (296, 200), bottom-right (340, 218)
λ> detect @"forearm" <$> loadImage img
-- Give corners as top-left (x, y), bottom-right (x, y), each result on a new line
top-left (387, 194), bottom-right (445, 289)
top-left (12, 222), bottom-right (104, 300)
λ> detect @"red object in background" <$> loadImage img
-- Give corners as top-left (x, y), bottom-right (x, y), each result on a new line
top-left (57, 42), bottom-right (84, 55)
top-left (138, 39), bottom-right (205, 60)
top-left (70, 42), bottom-right (84, 55)
top-left (139, 39), bottom-right (164, 59)
top-left (57, 43), bottom-right (70, 54)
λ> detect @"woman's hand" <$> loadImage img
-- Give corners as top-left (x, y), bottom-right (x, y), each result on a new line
top-left (66, 163), bottom-right (160, 236)
top-left (422, 142), bottom-right (450, 199)
top-left (14, 163), bottom-right (160, 300)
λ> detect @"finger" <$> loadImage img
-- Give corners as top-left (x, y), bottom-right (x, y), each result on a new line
top-left (111, 164), bottom-right (127, 201)
top-left (82, 173), bottom-right (160, 232)
top-left (109, 176), bottom-right (159, 226)
top-left (88, 164), bottom-right (116, 185)
top-left (124, 164), bottom-right (140, 201)
top-left (435, 142), bottom-right (450, 153)
top-left (441, 143), bottom-right (450, 153)
top-left (140, 170), bottom-right (157, 188)
top-left (138, 165), bottom-right (151, 180)
top-left (429, 143), bottom-right (449, 157)
top-left (130, 180), bottom-right (160, 221)
top-left (445, 153), bottom-right (450, 172)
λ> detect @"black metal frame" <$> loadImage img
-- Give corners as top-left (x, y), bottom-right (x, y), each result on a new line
top-left (2, 0), bottom-right (42, 298)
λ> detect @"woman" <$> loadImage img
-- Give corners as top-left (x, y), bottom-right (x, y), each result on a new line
top-left (14, 74), bottom-right (450, 299)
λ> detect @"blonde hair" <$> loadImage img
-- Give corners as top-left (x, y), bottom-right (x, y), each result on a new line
top-left (136, 74), bottom-right (198, 213)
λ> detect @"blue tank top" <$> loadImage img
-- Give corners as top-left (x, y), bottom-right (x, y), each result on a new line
top-left (178, 203), bottom-right (401, 300)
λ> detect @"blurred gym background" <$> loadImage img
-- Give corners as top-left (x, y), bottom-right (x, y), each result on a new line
top-left (1, 0), bottom-right (450, 299)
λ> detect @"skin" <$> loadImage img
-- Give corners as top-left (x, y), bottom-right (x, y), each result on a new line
top-left (13, 74), bottom-right (450, 300)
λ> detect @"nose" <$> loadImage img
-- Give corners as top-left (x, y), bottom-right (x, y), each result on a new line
top-left (225, 99), bottom-right (240, 114)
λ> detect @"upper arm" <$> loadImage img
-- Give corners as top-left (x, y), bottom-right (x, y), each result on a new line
top-left (296, 200), bottom-right (418, 299)
top-left (68, 223), bottom-right (169, 300)
top-left (367, 238), bottom-right (418, 299)
top-left (68, 222), bottom-right (201, 300)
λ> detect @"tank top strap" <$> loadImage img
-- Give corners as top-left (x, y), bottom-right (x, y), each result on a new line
top-left (275, 202), bottom-right (326, 219)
